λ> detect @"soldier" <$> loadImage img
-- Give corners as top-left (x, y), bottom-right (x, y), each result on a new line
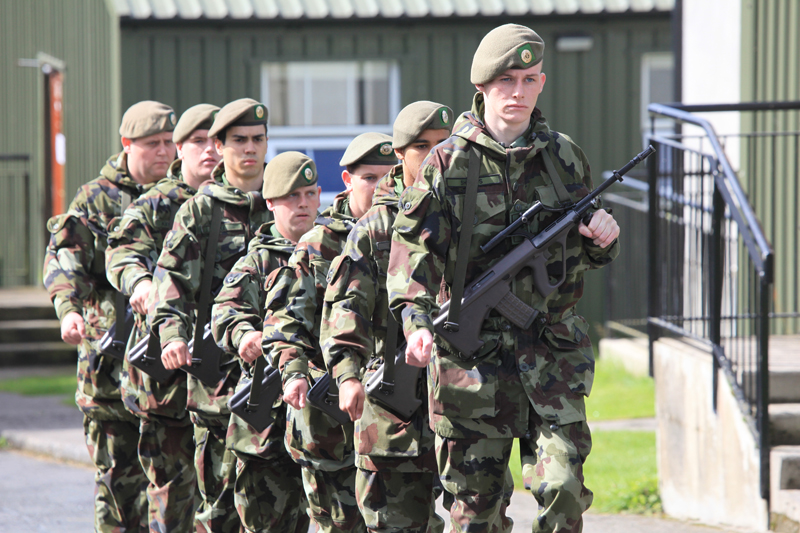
top-left (149, 98), bottom-right (271, 533)
top-left (106, 103), bottom-right (221, 533)
top-left (262, 132), bottom-right (396, 533)
top-left (386, 24), bottom-right (621, 533)
top-left (210, 151), bottom-right (321, 533)
top-left (44, 100), bottom-right (177, 532)
top-left (321, 101), bottom-right (453, 533)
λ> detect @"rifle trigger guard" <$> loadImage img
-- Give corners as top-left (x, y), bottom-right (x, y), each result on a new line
top-left (378, 381), bottom-right (395, 395)
top-left (443, 321), bottom-right (460, 332)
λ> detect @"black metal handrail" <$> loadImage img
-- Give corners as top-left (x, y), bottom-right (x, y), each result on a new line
top-left (644, 102), bottom-right (800, 506)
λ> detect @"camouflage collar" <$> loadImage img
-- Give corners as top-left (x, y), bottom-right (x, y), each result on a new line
top-left (248, 221), bottom-right (295, 254)
top-left (372, 165), bottom-right (404, 208)
top-left (101, 152), bottom-right (152, 193)
top-left (315, 191), bottom-right (356, 234)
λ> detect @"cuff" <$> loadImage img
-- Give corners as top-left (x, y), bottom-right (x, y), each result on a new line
top-left (402, 310), bottom-right (434, 339)
top-left (281, 355), bottom-right (309, 383)
top-left (55, 300), bottom-right (82, 322)
top-left (231, 323), bottom-right (258, 353)
top-left (158, 323), bottom-right (189, 348)
top-left (128, 273), bottom-right (153, 297)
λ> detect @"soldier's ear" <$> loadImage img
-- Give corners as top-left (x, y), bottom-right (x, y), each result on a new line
top-left (341, 170), bottom-right (352, 190)
top-left (266, 198), bottom-right (275, 212)
top-left (121, 137), bottom-right (132, 154)
top-left (475, 83), bottom-right (485, 93)
top-left (214, 137), bottom-right (224, 156)
top-left (394, 147), bottom-right (406, 162)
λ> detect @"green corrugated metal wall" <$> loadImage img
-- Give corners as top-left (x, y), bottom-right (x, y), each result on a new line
top-left (119, 15), bottom-right (671, 333)
top-left (0, 0), bottom-right (119, 287)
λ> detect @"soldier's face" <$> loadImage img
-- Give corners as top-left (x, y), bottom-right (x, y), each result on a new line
top-left (123, 132), bottom-right (176, 185)
top-left (176, 129), bottom-right (220, 186)
top-left (215, 125), bottom-right (268, 180)
top-left (395, 129), bottom-right (450, 186)
top-left (477, 64), bottom-right (546, 129)
top-left (267, 184), bottom-right (321, 243)
top-left (341, 164), bottom-right (389, 219)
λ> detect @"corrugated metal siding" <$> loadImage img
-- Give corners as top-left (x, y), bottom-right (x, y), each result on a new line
top-left (0, 0), bottom-right (118, 286)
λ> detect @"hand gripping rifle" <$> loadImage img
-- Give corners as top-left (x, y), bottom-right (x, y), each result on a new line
top-left (432, 146), bottom-right (655, 360)
top-left (228, 356), bottom-right (283, 432)
top-left (306, 372), bottom-right (351, 426)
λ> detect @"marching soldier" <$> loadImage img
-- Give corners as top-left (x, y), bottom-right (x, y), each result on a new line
top-left (149, 98), bottom-right (272, 533)
top-left (105, 103), bottom-right (221, 533)
top-left (321, 101), bottom-right (453, 533)
top-left (387, 24), bottom-right (620, 532)
top-left (210, 152), bottom-right (321, 533)
top-left (261, 132), bottom-right (396, 532)
top-left (44, 100), bottom-right (177, 532)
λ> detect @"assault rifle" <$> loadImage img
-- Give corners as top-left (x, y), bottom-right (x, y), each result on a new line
top-left (432, 145), bottom-right (655, 360)
top-left (228, 357), bottom-right (282, 432)
top-left (127, 322), bottom-right (226, 387)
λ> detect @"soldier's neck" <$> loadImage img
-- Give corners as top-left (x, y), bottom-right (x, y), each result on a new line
top-left (484, 114), bottom-right (530, 148)
top-left (225, 172), bottom-right (263, 193)
top-left (180, 162), bottom-right (207, 191)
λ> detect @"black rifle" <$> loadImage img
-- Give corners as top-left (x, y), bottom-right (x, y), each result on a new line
top-left (306, 373), bottom-right (351, 426)
top-left (98, 305), bottom-right (134, 361)
top-left (433, 146), bottom-right (656, 359)
top-left (127, 322), bottom-right (226, 387)
top-left (228, 357), bottom-right (282, 432)
top-left (364, 343), bottom-right (423, 421)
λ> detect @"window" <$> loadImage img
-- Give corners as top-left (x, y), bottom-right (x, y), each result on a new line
top-left (641, 53), bottom-right (675, 133)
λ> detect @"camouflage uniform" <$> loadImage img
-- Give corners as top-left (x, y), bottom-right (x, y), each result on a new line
top-left (105, 158), bottom-right (197, 533)
top-left (44, 152), bottom-right (150, 532)
top-left (321, 167), bottom-right (445, 533)
top-left (263, 192), bottom-right (366, 533)
top-left (211, 221), bottom-right (308, 533)
top-left (151, 163), bottom-right (271, 533)
top-left (387, 95), bottom-right (619, 533)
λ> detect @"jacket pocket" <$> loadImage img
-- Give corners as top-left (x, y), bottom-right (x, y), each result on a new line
top-left (431, 336), bottom-right (501, 419)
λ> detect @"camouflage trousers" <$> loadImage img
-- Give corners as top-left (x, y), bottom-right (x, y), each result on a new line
top-left (233, 453), bottom-right (309, 533)
top-left (194, 423), bottom-right (240, 533)
top-left (300, 463), bottom-right (365, 533)
top-left (436, 418), bottom-right (593, 533)
top-left (83, 414), bottom-right (149, 532)
top-left (356, 467), bottom-right (445, 533)
top-left (138, 419), bottom-right (196, 533)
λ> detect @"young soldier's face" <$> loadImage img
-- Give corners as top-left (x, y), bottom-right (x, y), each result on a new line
top-left (477, 63), bottom-right (546, 129)
top-left (123, 131), bottom-right (176, 185)
top-left (267, 184), bottom-right (321, 243)
top-left (341, 164), bottom-right (389, 219)
top-left (177, 129), bottom-right (220, 183)
top-left (215, 125), bottom-right (268, 180)
top-left (395, 128), bottom-right (450, 187)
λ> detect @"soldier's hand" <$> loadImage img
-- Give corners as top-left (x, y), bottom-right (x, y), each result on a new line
top-left (283, 378), bottom-right (308, 410)
top-left (238, 331), bottom-right (263, 363)
top-left (578, 209), bottom-right (619, 248)
top-left (161, 341), bottom-right (190, 370)
top-left (339, 378), bottom-right (365, 422)
top-left (406, 329), bottom-right (433, 367)
top-left (61, 312), bottom-right (86, 345)
top-left (130, 279), bottom-right (152, 315)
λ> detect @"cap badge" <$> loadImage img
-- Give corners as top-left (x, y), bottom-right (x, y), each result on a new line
top-left (303, 166), bottom-right (314, 182)
top-left (379, 143), bottom-right (393, 155)
top-left (441, 109), bottom-right (449, 124)
top-left (255, 106), bottom-right (265, 119)
top-left (169, 112), bottom-right (177, 126)
top-left (520, 47), bottom-right (533, 64)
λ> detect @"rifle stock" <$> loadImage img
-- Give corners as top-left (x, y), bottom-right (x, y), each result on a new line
top-left (306, 373), bottom-right (351, 426)
top-left (364, 346), bottom-right (423, 421)
top-left (127, 332), bottom-right (178, 383)
top-left (228, 362), bottom-right (282, 432)
top-left (98, 306), bottom-right (135, 361)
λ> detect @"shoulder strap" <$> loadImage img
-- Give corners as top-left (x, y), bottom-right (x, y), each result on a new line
top-left (194, 200), bottom-right (224, 344)
top-left (444, 143), bottom-right (481, 332)
top-left (540, 146), bottom-right (572, 207)
top-left (113, 190), bottom-right (134, 340)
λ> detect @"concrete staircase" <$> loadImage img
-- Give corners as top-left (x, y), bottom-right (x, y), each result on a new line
top-left (0, 287), bottom-right (76, 366)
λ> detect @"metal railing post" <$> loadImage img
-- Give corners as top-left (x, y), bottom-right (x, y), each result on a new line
top-left (647, 139), bottom-right (660, 378)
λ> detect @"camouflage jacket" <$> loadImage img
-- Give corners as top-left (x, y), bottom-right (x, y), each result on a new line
top-left (387, 93), bottom-right (619, 438)
top-left (105, 159), bottom-right (196, 422)
top-left (322, 167), bottom-right (436, 469)
top-left (263, 192), bottom-right (355, 383)
top-left (150, 164), bottom-right (271, 423)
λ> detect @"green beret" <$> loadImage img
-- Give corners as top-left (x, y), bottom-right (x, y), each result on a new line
top-left (173, 104), bottom-right (220, 143)
top-left (470, 24), bottom-right (545, 85)
top-left (208, 98), bottom-right (268, 138)
top-left (339, 132), bottom-right (396, 167)
top-left (262, 151), bottom-right (318, 200)
top-left (119, 100), bottom-right (176, 140)
top-left (392, 101), bottom-right (454, 149)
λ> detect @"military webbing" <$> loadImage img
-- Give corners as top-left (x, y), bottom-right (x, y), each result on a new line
top-left (192, 200), bottom-right (224, 363)
top-left (541, 146), bottom-right (572, 207)
top-left (112, 190), bottom-right (133, 345)
top-left (444, 143), bottom-right (481, 331)
top-left (247, 356), bottom-right (265, 410)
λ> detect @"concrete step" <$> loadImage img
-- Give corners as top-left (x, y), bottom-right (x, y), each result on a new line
top-left (0, 342), bottom-right (77, 367)
top-left (771, 404), bottom-right (800, 446)
top-left (0, 320), bottom-right (62, 343)
top-left (0, 288), bottom-right (55, 322)
top-left (770, 446), bottom-right (800, 532)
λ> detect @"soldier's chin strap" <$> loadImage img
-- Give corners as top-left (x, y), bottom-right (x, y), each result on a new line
top-left (443, 144), bottom-right (481, 332)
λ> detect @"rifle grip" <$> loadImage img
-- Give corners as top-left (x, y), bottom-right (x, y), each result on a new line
top-left (531, 235), bottom-right (567, 297)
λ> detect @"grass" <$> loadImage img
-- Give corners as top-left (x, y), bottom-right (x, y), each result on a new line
top-left (0, 373), bottom-right (75, 396)
top-left (507, 355), bottom-right (661, 514)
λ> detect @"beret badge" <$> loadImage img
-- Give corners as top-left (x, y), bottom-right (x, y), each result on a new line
top-left (303, 166), bottom-right (314, 182)
top-left (255, 106), bottom-right (265, 119)
top-left (379, 143), bottom-right (393, 155)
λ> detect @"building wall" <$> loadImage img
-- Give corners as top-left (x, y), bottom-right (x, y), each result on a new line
top-left (0, 0), bottom-right (119, 286)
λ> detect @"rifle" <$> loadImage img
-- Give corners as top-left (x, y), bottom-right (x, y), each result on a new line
top-left (98, 305), bottom-right (134, 361)
top-left (306, 372), bottom-right (351, 426)
top-left (228, 357), bottom-right (282, 432)
top-left (364, 343), bottom-right (423, 421)
top-left (127, 322), bottom-right (226, 387)
top-left (433, 146), bottom-right (655, 360)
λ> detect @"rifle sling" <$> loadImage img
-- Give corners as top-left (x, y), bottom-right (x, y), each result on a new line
top-left (113, 190), bottom-right (132, 345)
top-left (193, 200), bottom-right (224, 362)
top-left (380, 312), bottom-right (399, 391)
top-left (445, 144), bottom-right (481, 331)
top-left (247, 356), bottom-right (265, 410)
top-left (540, 146), bottom-right (572, 207)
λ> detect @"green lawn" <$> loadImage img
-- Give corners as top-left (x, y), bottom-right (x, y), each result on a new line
top-left (0, 372), bottom-right (75, 396)
top-left (508, 355), bottom-right (661, 514)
